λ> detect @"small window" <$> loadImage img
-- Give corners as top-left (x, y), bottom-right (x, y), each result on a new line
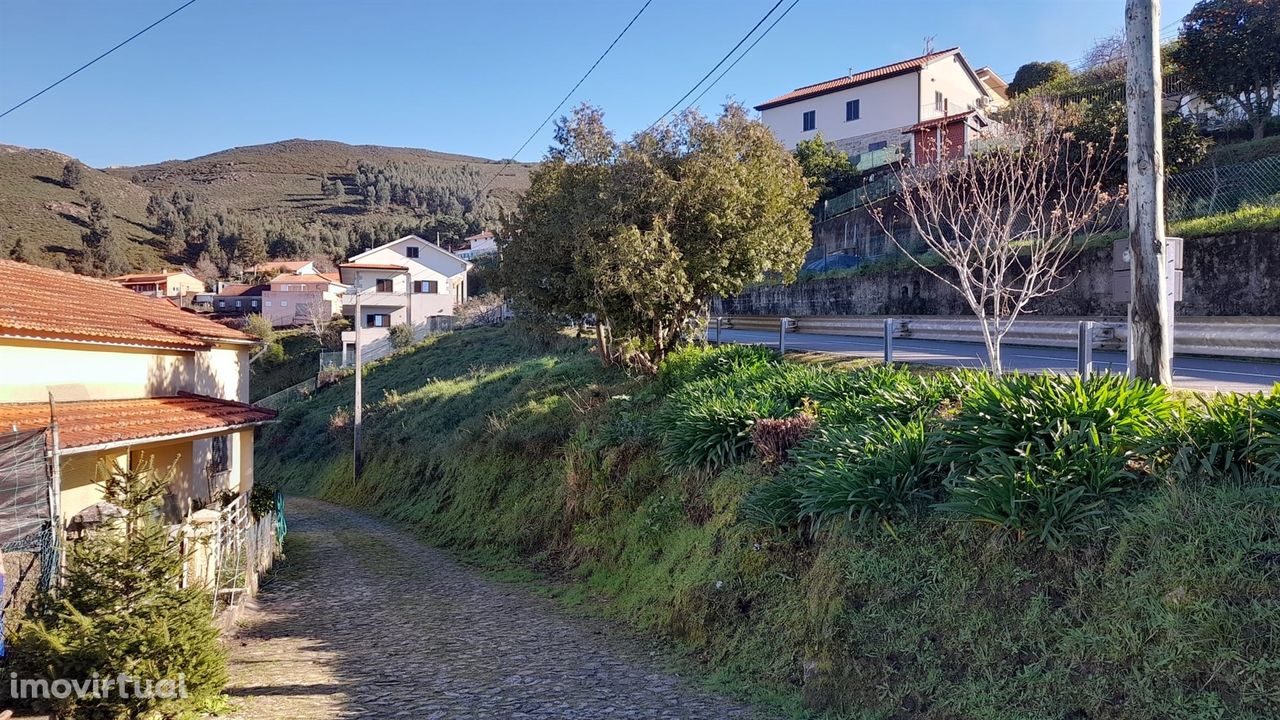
top-left (935, 90), bottom-right (945, 112)
top-left (366, 313), bottom-right (390, 328)
top-left (265, 301), bottom-right (272, 307)
top-left (251, 300), bottom-right (259, 308)
top-left (802, 110), bottom-right (816, 132)
top-left (376, 278), bottom-right (393, 292)
top-left (235, 300), bottom-right (242, 308)
top-left (281, 300), bottom-right (288, 307)
top-left (217, 300), bottom-right (225, 308)
top-left (414, 280), bottom-right (439, 293)
top-left (210, 435), bottom-right (230, 474)
top-left (405, 246), bottom-right (420, 258)
top-left (868, 141), bottom-right (888, 152)
top-left (845, 99), bottom-right (860, 121)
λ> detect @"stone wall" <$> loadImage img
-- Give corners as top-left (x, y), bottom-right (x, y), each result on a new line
top-left (718, 232), bottom-right (1280, 318)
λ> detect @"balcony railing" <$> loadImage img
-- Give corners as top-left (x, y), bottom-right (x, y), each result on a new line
top-left (849, 145), bottom-right (905, 173)
top-left (821, 176), bottom-right (900, 220)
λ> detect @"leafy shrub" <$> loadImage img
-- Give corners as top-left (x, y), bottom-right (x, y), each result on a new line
top-left (11, 457), bottom-right (227, 718)
top-left (739, 477), bottom-right (804, 530)
top-left (1152, 391), bottom-right (1279, 484)
top-left (750, 409), bottom-right (818, 464)
top-left (388, 323), bottom-right (416, 349)
top-left (657, 343), bottom-right (777, 388)
top-left (939, 426), bottom-right (1138, 547)
top-left (822, 365), bottom-right (987, 427)
top-left (242, 312), bottom-right (276, 343)
top-left (660, 394), bottom-right (786, 470)
top-left (791, 415), bottom-right (941, 531)
top-left (939, 372), bottom-right (1174, 473)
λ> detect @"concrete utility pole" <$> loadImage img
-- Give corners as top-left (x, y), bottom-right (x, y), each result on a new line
top-left (1125, 0), bottom-right (1173, 384)
top-left (353, 270), bottom-right (364, 480)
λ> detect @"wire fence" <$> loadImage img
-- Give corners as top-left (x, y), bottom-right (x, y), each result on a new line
top-left (1166, 154), bottom-right (1280, 221)
top-left (1, 428), bottom-right (58, 625)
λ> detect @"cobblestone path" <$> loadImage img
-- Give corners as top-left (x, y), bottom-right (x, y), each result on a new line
top-left (226, 497), bottom-right (773, 719)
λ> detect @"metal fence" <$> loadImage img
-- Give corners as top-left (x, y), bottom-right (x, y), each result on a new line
top-left (255, 377), bottom-right (318, 410)
top-left (1166, 154), bottom-right (1280, 221)
top-left (1, 429), bottom-right (58, 620)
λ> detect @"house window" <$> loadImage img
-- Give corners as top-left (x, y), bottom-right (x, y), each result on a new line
top-left (251, 300), bottom-right (259, 309)
top-left (210, 435), bottom-right (230, 474)
top-left (802, 110), bottom-right (816, 132)
top-left (265, 301), bottom-right (272, 307)
top-left (376, 278), bottom-right (393, 292)
top-left (406, 246), bottom-right (420, 258)
top-left (845, 99), bottom-right (860, 121)
top-left (414, 280), bottom-right (438, 293)
top-left (235, 300), bottom-right (242, 309)
top-left (217, 300), bottom-right (225, 308)
top-left (935, 90), bottom-right (945, 112)
top-left (366, 313), bottom-right (390, 328)
top-left (281, 300), bottom-right (288, 307)
top-left (868, 141), bottom-right (888, 152)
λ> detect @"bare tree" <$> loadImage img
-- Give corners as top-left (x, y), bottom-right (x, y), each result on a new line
top-left (876, 104), bottom-right (1122, 375)
top-left (1082, 31), bottom-right (1127, 81)
top-left (301, 301), bottom-right (337, 343)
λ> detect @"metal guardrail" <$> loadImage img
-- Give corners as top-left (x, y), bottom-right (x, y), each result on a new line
top-left (725, 315), bottom-right (1280, 361)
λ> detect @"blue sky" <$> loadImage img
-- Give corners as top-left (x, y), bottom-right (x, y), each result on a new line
top-left (0, 0), bottom-right (1197, 167)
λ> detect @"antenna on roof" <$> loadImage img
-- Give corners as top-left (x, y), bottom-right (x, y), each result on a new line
top-left (848, 67), bottom-right (854, 78)
top-left (923, 35), bottom-right (936, 54)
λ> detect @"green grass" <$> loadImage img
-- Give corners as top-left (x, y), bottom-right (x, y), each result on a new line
top-left (258, 327), bottom-right (1280, 719)
top-left (1202, 135), bottom-right (1280, 167)
top-left (250, 330), bottom-right (324, 401)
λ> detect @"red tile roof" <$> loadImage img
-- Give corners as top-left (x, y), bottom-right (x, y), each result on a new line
top-left (463, 230), bottom-right (494, 241)
top-left (755, 48), bottom-right (960, 110)
top-left (268, 272), bottom-right (343, 286)
top-left (339, 263), bottom-right (408, 271)
top-left (0, 260), bottom-right (257, 349)
top-left (0, 394), bottom-right (276, 451)
top-left (248, 260), bottom-right (313, 273)
top-left (215, 284), bottom-right (267, 297)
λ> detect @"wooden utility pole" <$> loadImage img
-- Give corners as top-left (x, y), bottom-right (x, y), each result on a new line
top-left (1125, 0), bottom-right (1173, 384)
top-left (353, 271), bottom-right (364, 480)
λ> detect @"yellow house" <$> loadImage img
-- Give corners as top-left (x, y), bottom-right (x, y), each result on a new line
top-left (110, 269), bottom-right (207, 300)
top-left (0, 260), bottom-right (276, 526)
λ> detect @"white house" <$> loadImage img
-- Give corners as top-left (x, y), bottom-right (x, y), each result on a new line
top-left (456, 230), bottom-right (498, 261)
top-left (338, 235), bottom-right (470, 362)
top-left (260, 269), bottom-right (347, 328)
top-left (755, 48), bottom-right (1005, 169)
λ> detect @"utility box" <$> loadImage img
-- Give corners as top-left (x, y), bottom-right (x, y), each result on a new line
top-left (1111, 236), bottom-right (1184, 304)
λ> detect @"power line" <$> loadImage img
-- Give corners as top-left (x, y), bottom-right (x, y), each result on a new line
top-left (0, 0), bottom-right (200, 120)
top-left (478, 0), bottom-right (654, 195)
top-left (681, 0), bottom-right (802, 114)
top-left (648, 0), bottom-right (787, 130)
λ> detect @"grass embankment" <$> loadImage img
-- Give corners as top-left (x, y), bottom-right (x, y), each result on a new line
top-left (250, 330), bottom-right (324, 401)
top-left (257, 326), bottom-right (1280, 719)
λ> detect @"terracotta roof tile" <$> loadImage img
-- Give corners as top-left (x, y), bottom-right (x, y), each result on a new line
top-left (248, 260), bottom-right (312, 273)
top-left (755, 48), bottom-right (960, 110)
top-left (268, 273), bottom-right (343, 285)
top-left (904, 109), bottom-right (980, 132)
top-left (215, 284), bottom-right (267, 297)
top-left (0, 260), bottom-right (256, 349)
top-left (339, 263), bottom-right (408, 271)
top-left (111, 270), bottom-right (194, 283)
top-left (0, 394), bottom-right (276, 451)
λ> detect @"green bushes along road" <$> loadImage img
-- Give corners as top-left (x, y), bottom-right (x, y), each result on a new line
top-left (257, 326), bottom-right (1280, 719)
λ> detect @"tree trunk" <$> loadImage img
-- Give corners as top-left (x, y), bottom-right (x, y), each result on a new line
top-left (1252, 116), bottom-right (1266, 142)
top-left (594, 321), bottom-right (611, 366)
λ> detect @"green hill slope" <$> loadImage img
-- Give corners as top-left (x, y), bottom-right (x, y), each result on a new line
top-left (0, 139), bottom-right (534, 273)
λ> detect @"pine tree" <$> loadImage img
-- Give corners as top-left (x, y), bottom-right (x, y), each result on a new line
top-left (78, 192), bottom-right (129, 277)
top-left (10, 457), bottom-right (228, 718)
top-left (61, 159), bottom-right (85, 189)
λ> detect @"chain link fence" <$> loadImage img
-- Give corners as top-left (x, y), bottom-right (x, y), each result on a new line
top-left (1166, 154), bottom-right (1280, 221)
top-left (1, 428), bottom-right (58, 626)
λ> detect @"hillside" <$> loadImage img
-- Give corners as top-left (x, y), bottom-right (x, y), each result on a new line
top-left (111, 139), bottom-right (534, 221)
top-left (0, 145), bottom-right (168, 271)
top-left (0, 139), bottom-right (534, 274)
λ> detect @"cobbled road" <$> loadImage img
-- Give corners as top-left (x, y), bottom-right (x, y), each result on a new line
top-left (226, 497), bottom-right (773, 719)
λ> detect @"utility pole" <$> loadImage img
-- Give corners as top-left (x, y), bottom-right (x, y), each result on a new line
top-left (353, 270), bottom-right (363, 480)
top-left (1125, 0), bottom-right (1173, 384)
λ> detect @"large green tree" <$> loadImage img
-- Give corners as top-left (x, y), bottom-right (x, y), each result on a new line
top-left (1172, 0), bottom-right (1280, 141)
top-left (792, 133), bottom-right (859, 208)
top-left (501, 103), bottom-right (815, 367)
top-left (78, 192), bottom-right (128, 277)
top-left (1007, 60), bottom-right (1072, 97)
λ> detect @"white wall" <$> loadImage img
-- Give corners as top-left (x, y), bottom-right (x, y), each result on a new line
top-left (918, 54), bottom-right (990, 121)
top-left (760, 72), bottom-right (921, 150)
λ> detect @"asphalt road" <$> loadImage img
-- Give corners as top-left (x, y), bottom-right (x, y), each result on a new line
top-left (719, 328), bottom-right (1280, 394)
